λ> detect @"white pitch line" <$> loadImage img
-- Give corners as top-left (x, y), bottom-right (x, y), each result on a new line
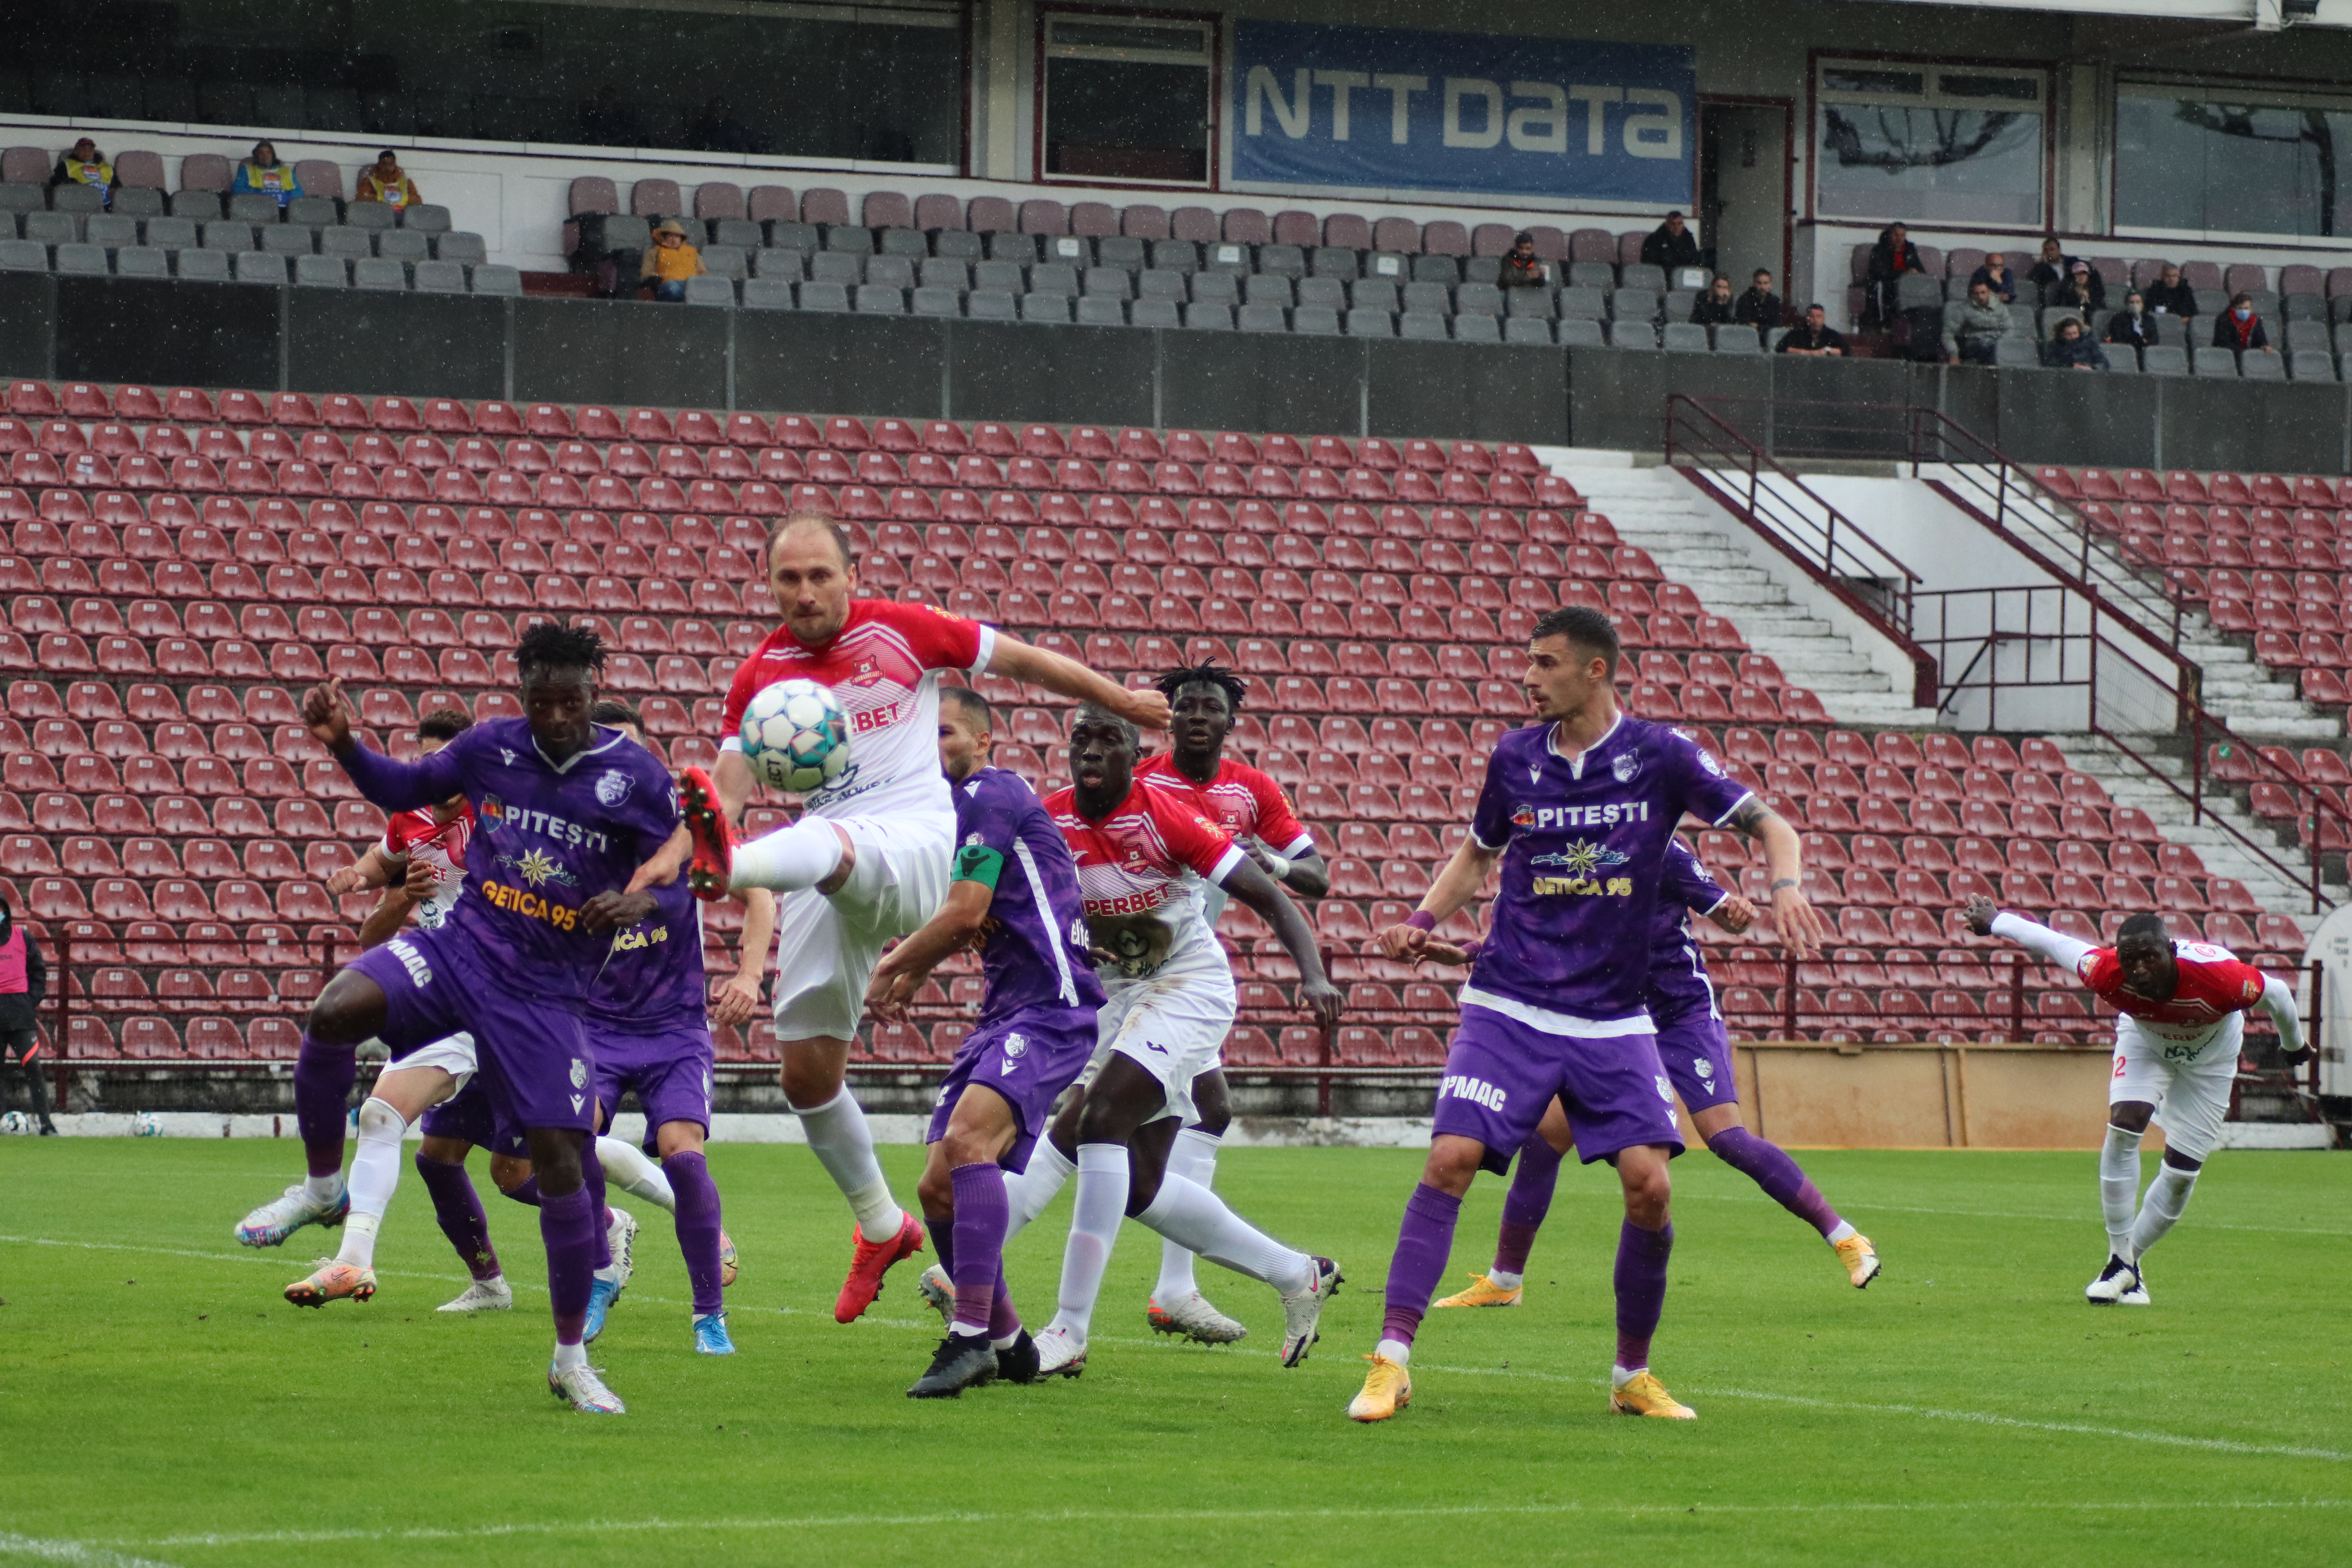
top-left (1525, 1185), bottom-right (2352, 1239)
top-left (0, 1531), bottom-right (182, 1568)
top-left (104, 1496), bottom-right (2352, 1550)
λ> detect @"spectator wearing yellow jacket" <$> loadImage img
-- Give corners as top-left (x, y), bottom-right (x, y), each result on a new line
top-left (232, 142), bottom-right (302, 207)
top-left (355, 151), bottom-right (421, 211)
top-left (641, 218), bottom-right (704, 301)
top-left (49, 138), bottom-right (116, 206)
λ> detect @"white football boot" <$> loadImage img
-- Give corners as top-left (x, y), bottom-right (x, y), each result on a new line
top-left (236, 1181), bottom-right (349, 1248)
top-left (1278, 1257), bottom-right (1342, 1367)
top-left (1147, 1290), bottom-right (1249, 1344)
top-left (1032, 1323), bottom-right (1088, 1377)
top-left (915, 1263), bottom-right (956, 1327)
top-left (438, 1277), bottom-right (515, 1313)
top-left (548, 1361), bottom-right (626, 1414)
top-left (2084, 1254), bottom-right (2141, 1305)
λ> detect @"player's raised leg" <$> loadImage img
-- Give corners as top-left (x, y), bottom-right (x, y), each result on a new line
top-left (1694, 1102), bottom-right (1876, 1286)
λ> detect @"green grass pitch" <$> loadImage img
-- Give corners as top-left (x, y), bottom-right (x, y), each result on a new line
top-left (0, 1139), bottom-right (2346, 1567)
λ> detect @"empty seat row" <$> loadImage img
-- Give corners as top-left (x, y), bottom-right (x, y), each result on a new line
top-left (4, 213), bottom-right (483, 261)
top-left (0, 243), bottom-right (519, 295)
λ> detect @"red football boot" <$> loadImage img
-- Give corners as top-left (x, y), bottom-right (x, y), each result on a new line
top-left (835, 1211), bottom-right (925, 1324)
top-left (676, 766), bottom-right (734, 902)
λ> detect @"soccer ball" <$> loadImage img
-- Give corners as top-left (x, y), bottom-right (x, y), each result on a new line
top-left (739, 679), bottom-right (852, 795)
top-left (0, 1111), bottom-right (27, 1135)
top-left (132, 1111), bottom-right (162, 1138)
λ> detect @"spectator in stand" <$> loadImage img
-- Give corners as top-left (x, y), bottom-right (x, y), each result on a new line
top-left (1734, 268), bottom-right (1783, 343)
top-left (1864, 221), bottom-right (1924, 327)
top-left (641, 218), bottom-right (705, 300)
top-left (49, 138), bottom-right (116, 206)
top-left (1690, 274), bottom-right (1739, 326)
top-left (2042, 316), bottom-right (2109, 371)
top-left (2052, 259), bottom-right (2105, 313)
top-left (2026, 236), bottom-right (2080, 304)
top-left (232, 142), bottom-right (302, 208)
top-left (354, 151), bottom-right (422, 212)
top-left (1969, 252), bottom-right (2017, 303)
top-left (1942, 279), bottom-right (2013, 365)
top-left (2105, 291), bottom-right (2160, 352)
top-left (2212, 292), bottom-right (2274, 356)
top-left (1497, 232), bottom-right (1549, 289)
top-left (2145, 262), bottom-right (2198, 319)
top-left (0, 896), bottom-right (53, 1136)
top-left (1775, 303), bottom-right (1846, 356)
top-left (1640, 211), bottom-right (1701, 272)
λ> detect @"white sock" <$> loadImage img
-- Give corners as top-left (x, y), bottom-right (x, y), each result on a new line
top-left (1152, 1127), bottom-right (1221, 1299)
top-left (2100, 1124), bottom-right (2145, 1257)
top-left (552, 1339), bottom-right (587, 1370)
top-left (1004, 1140), bottom-right (1076, 1243)
top-left (1486, 1267), bottom-right (1524, 1290)
top-left (729, 817), bottom-right (843, 892)
top-left (1051, 1143), bottom-right (1130, 1343)
top-left (303, 1171), bottom-right (343, 1203)
top-left (2126, 1162), bottom-right (2200, 1263)
top-left (1612, 1363), bottom-right (1647, 1388)
top-left (1134, 1172), bottom-right (1312, 1296)
top-left (794, 1088), bottom-right (903, 1238)
top-left (1825, 1220), bottom-right (1857, 1246)
top-left (596, 1136), bottom-right (675, 1211)
top-left (1376, 1337), bottom-right (1411, 1366)
top-left (334, 1097), bottom-right (407, 1269)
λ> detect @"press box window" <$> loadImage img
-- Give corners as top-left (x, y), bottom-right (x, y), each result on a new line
top-left (1814, 60), bottom-right (2045, 227)
top-left (1043, 15), bottom-right (1214, 185)
top-left (2117, 80), bottom-right (2352, 239)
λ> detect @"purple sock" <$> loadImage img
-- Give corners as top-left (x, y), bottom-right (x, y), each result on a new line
top-left (1613, 1220), bottom-right (1673, 1371)
top-left (1497, 1135), bottom-right (1564, 1274)
top-left (415, 1152), bottom-right (500, 1281)
top-left (1381, 1183), bottom-right (1462, 1348)
top-left (504, 1175), bottom-right (541, 1207)
top-left (925, 1215), bottom-right (956, 1276)
top-left (949, 1162), bottom-right (1009, 1336)
top-left (584, 1143), bottom-right (612, 1273)
top-left (987, 1263), bottom-right (1022, 1342)
top-left (292, 1035), bottom-right (356, 1179)
top-left (1708, 1126), bottom-right (1841, 1238)
top-left (665, 1150), bottom-right (726, 1315)
top-left (540, 1185), bottom-right (597, 1346)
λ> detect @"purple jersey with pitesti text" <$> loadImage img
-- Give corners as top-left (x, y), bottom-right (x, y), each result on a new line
top-left (335, 718), bottom-right (681, 1005)
top-left (586, 872), bottom-right (707, 1034)
top-left (954, 766), bottom-right (1107, 1026)
top-left (1464, 714), bottom-right (1753, 1028)
top-left (1646, 835), bottom-right (1732, 1021)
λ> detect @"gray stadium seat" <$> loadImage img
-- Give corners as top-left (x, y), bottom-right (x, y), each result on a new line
top-left (1503, 318), bottom-right (1554, 347)
top-left (1457, 283), bottom-right (1506, 316)
top-left (48, 184), bottom-right (102, 215)
top-left (1412, 255), bottom-right (1461, 285)
top-left (239, 252), bottom-right (292, 284)
top-left (808, 252), bottom-right (861, 285)
top-left (2189, 347), bottom-right (2238, 377)
top-left (1150, 240), bottom-right (1198, 272)
top-left (470, 264), bottom-right (522, 297)
top-left (2240, 349), bottom-right (2287, 380)
top-left (988, 232), bottom-right (1040, 264)
top-left (171, 191), bottom-right (222, 220)
top-left (1297, 276), bottom-right (1346, 311)
top-left (227, 193), bottom-right (281, 224)
top-left (2193, 288), bottom-right (2230, 316)
top-left (1074, 296), bottom-right (1126, 327)
top-left (0, 184), bottom-right (43, 214)
top-left (1203, 242), bottom-right (1251, 274)
top-left (1020, 292), bottom-right (1071, 322)
top-left (260, 225), bottom-right (312, 257)
top-left (53, 242), bottom-right (107, 275)
top-left (2140, 345), bottom-right (2188, 376)
top-left (85, 214), bottom-right (138, 249)
top-left (1662, 322), bottom-right (1710, 352)
top-left (1138, 269), bottom-right (1187, 302)
top-left (698, 245), bottom-right (747, 281)
top-left (1350, 280), bottom-right (1399, 314)
top-left (854, 283), bottom-right (906, 313)
top-left (965, 290), bottom-right (1018, 321)
top-left (866, 254), bottom-right (915, 290)
top-left (344, 201), bottom-right (394, 231)
top-left (798, 281), bottom-right (851, 312)
top-left (2107, 347), bottom-right (2141, 373)
top-left (752, 249), bottom-right (803, 280)
top-left (1030, 263), bottom-right (1080, 296)
top-left (933, 230), bottom-right (983, 262)
top-left (174, 249), bottom-right (231, 281)
top-left (288, 254), bottom-right (340, 287)
top-left (432, 232), bottom-right (485, 266)
top-left (1401, 281), bottom-right (1452, 315)
top-left (1191, 272), bottom-right (1240, 306)
top-left (1397, 311), bottom-right (1449, 341)
top-left (352, 257), bottom-right (407, 290)
top-left (911, 285), bottom-right (963, 318)
top-left (1452, 313), bottom-right (1501, 343)
top-left (919, 258), bottom-right (970, 290)
top-left (1244, 274), bottom-right (1293, 307)
top-left (1503, 288), bottom-right (1555, 320)
top-left (1183, 303), bottom-right (1233, 330)
top-left (377, 230), bottom-right (429, 263)
top-left (1129, 298), bottom-right (1181, 329)
top-left (1619, 263), bottom-right (1666, 291)
top-left (287, 197), bottom-right (339, 227)
top-left (1083, 266), bottom-right (1131, 299)
top-left (1558, 317), bottom-right (1606, 348)
top-left (683, 276), bottom-right (735, 306)
top-left (1310, 247), bottom-right (1359, 279)
top-left (1611, 288), bottom-right (1659, 320)
top-left (2287, 320), bottom-right (2332, 353)
top-left (1606, 320), bottom-right (1657, 348)
top-left (1345, 308), bottom-right (1394, 337)
top-left (143, 217), bottom-right (198, 250)
top-left (1236, 302), bottom-right (1288, 333)
top-left (1712, 326), bottom-right (1762, 355)
top-left (113, 187), bottom-right (163, 219)
top-left (822, 225), bottom-right (874, 255)
top-left (877, 227), bottom-right (928, 260)
top-left (710, 218), bottom-right (762, 250)
top-left (2289, 349), bottom-right (2336, 381)
top-left (1994, 336), bottom-right (2039, 368)
top-left (22, 212), bottom-right (76, 244)
top-left (972, 259), bottom-right (1024, 292)
top-left (114, 247), bottom-right (169, 278)
top-left (1257, 244), bottom-right (1307, 279)
top-left (401, 205), bottom-right (452, 234)
top-left (1096, 236), bottom-right (1147, 269)
top-left (1042, 235), bottom-right (1090, 265)
top-left (1292, 305), bottom-right (1341, 336)
top-left (740, 278), bottom-right (794, 310)
top-left (320, 226), bottom-right (372, 259)
top-left (1568, 261), bottom-right (1614, 289)
top-left (413, 260), bottom-right (466, 294)
top-left (767, 221), bottom-right (819, 253)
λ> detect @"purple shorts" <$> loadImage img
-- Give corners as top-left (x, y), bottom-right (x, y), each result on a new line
top-left (418, 1079), bottom-right (528, 1158)
top-left (346, 924), bottom-right (596, 1135)
top-left (1653, 998), bottom-right (1737, 1113)
top-left (590, 1021), bottom-right (715, 1147)
top-left (1432, 1003), bottom-right (1686, 1173)
top-left (926, 1004), bottom-right (1097, 1174)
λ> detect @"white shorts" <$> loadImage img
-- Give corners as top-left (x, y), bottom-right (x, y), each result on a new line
top-left (2110, 1014), bottom-right (2239, 1163)
top-left (770, 812), bottom-right (953, 1043)
top-left (375, 1033), bottom-right (479, 1096)
top-left (1077, 953), bottom-right (1236, 1128)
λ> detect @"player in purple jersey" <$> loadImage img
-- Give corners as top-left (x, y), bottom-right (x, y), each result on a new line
top-left (863, 686), bottom-right (1106, 1397)
top-left (1347, 606), bottom-right (1828, 1424)
top-left (1435, 835), bottom-right (1878, 1312)
top-left (295, 623), bottom-right (682, 1415)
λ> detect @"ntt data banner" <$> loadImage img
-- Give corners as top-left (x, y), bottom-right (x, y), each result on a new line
top-left (1230, 21), bottom-right (1694, 203)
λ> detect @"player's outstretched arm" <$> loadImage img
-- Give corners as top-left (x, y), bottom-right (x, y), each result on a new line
top-left (1962, 894), bottom-right (2096, 971)
top-left (2258, 974), bottom-right (2308, 1059)
top-left (1728, 797), bottom-right (1826, 960)
top-left (305, 678), bottom-right (463, 813)
top-left (1255, 844), bottom-right (1330, 899)
top-left (625, 822), bottom-right (692, 893)
top-left (864, 880), bottom-right (993, 1024)
top-left (325, 844), bottom-right (394, 897)
top-left (711, 887), bottom-right (775, 1029)
top-left (989, 634), bottom-right (1172, 731)
top-left (1220, 857), bottom-right (1343, 1026)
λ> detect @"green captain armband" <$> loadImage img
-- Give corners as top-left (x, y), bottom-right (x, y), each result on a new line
top-left (952, 844), bottom-right (1005, 888)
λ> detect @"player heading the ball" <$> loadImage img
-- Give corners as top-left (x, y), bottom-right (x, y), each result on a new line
top-left (672, 511), bottom-right (1169, 1325)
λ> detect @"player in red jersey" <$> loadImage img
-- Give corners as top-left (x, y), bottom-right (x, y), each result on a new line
top-left (1131, 660), bottom-right (1327, 1344)
top-left (1965, 897), bottom-right (2305, 1305)
top-left (676, 512), bottom-right (1169, 1323)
